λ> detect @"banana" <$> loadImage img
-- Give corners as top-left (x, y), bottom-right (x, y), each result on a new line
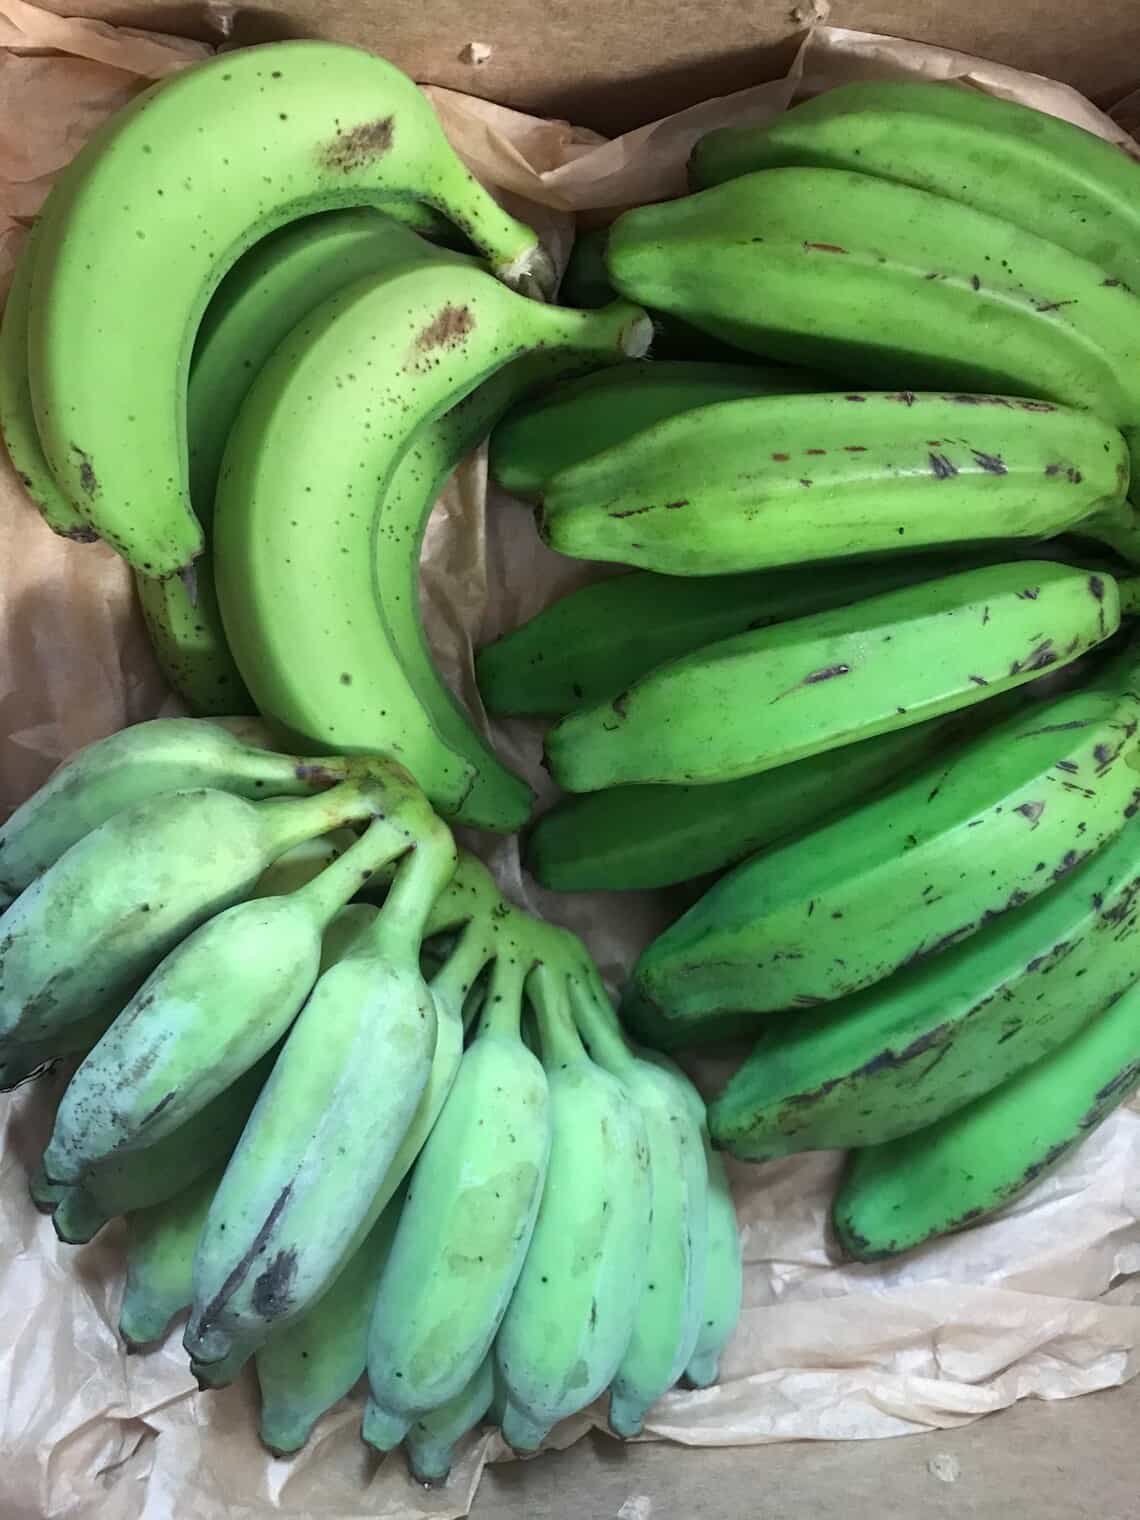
top-left (479, 552), bottom-right (1015, 719)
top-left (489, 358), bottom-right (819, 503)
top-left (685, 1146), bottom-right (742, 1389)
top-left (213, 258), bottom-right (650, 825)
top-left (118, 1167), bottom-right (221, 1347)
top-left (363, 920), bottom-right (550, 1451)
top-left (0, 775), bottom-right (391, 1045)
top-left (1, 1006), bottom-right (114, 1092)
top-left (27, 40), bottom-right (553, 574)
top-left (185, 806), bottom-right (456, 1377)
top-left (404, 1355), bottom-right (495, 1485)
top-left (710, 806), bottom-right (1140, 1160)
top-left (137, 209), bottom-right (461, 715)
top-left (689, 80), bottom-right (1140, 291)
top-left (568, 963), bottom-right (708, 1439)
top-left (539, 391), bottom-right (1138, 574)
top-left (0, 223), bottom-right (95, 541)
top-left (28, 1165), bottom-right (68, 1212)
top-left (42, 788), bottom-right (426, 1185)
top-left (0, 714), bottom-right (397, 899)
top-left (833, 970), bottom-right (1140, 1261)
top-left (255, 1190), bottom-right (404, 1456)
top-left (548, 560), bottom-right (1124, 792)
top-left (629, 643), bottom-right (1140, 1029)
top-left (605, 169), bottom-right (1140, 474)
top-left (249, 831), bottom-right (356, 898)
top-left (494, 956), bottom-right (651, 1452)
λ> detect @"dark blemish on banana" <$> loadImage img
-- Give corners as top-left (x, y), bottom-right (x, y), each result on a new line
top-left (772, 452), bottom-right (790, 461)
top-left (1017, 400), bottom-right (1057, 412)
top-left (1033, 298), bottom-right (1076, 313)
top-left (970, 275), bottom-right (981, 291)
top-left (982, 605), bottom-right (990, 624)
top-left (1067, 468), bottom-right (1083, 484)
top-left (197, 1181), bottom-right (295, 1333)
top-left (319, 115), bottom-right (395, 171)
top-left (804, 242), bottom-right (848, 254)
top-left (70, 444), bottom-right (98, 497)
top-left (1015, 801), bottom-right (1044, 827)
top-left (929, 453), bottom-right (957, 479)
top-left (1016, 587), bottom-right (1040, 600)
top-left (845, 395), bottom-right (866, 402)
top-left (663, 500), bottom-right (688, 509)
top-left (806, 448), bottom-right (827, 456)
top-left (414, 304), bottom-right (474, 353)
top-left (607, 505), bottom-right (652, 518)
top-left (973, 451), bottom-right (1007, 475)
top-left (844, 445), bottom-right (867, 452)
top-left (969, 675), bottom-right (989, 687)
top-left (1055, 759), bottom-right (1079, 774)
top-left (897, 391), bottom-right (916, 407)
top-left (800, 479), bottom-right (813, 487)
top-left (339, 672), bottom-right (352, 685)
top-left (252, 1246), bottom-right (298, 1319)
top-left (612, 692), bottom-right (630, 719)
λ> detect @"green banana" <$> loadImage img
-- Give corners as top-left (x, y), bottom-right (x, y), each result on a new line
top-left (690, 80), bottom-right (1140, 291)
top-left (213, 258), bottom-right (650, 826)
top-left (0, 714), bottom-right (394, 900)
top-left (255, 1190), bottom-right (404, 1455)
top-left (28, 1165), bottom-right (68, 1212)
top-left (184, 803), bottom-right (456, 1378)
top-left (709, 806), bottom-right (1140, 1160)
top-left (0, 223), bottom-right (95, 541)
top-left (119, 1167), bottom-right (221, 1347)
top-left (249, 831), bottom-right (356, 898)
top-left (136, 209), bottom-right (461, 715)
top-left (833, 971), bottom-right (1140, 1261)
top-left (568, 965), bottom-right (708, 1439)
top-left (42, 786), bottom-right (425, 1184)
top-left (605, 169), bottom-right (1140, 475)
top-left (495, 956), bottom-right (651, 1452)
top-left (2, 1006), bottom-right (115, 1091)
top-left (539, 391), bottom-right (1138, 574)
top-left (685, 1147), bottom-right (742, 1389)
top-left (479, 552), bottom-right (1014, 720)
top-left (629, 644), bottom-right (1140, 1028)
top-left (547, 560), bottom-right (1123, 792)
top-left (488, 358), bottom-right (819, 503)
top-left (404, 1355), bottom-right (495, 1484)
top-left (27, 40), bottom-right (553, 574)
top-left (363, 920), bottom-right (550, 1451)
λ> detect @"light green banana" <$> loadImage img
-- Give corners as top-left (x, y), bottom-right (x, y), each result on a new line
top-left (709, 804), bottom-right (1140, 1160)
top-left (213, 259), bottom-right (649, 825)
top-left (0, 714), bottom-right (396, 900)
top-left (0, 776), bottom-right (392, 1046)
top-left (404, 1354), bottom-right (495, 1484)
top-left (255, 1189), bottom-right (404, 1455)
top-left (685, 1146), bottom-right (742, 1389)
top-left (568, 966), bottom-right (708, 1439)
top-left (185, 806), bottom-right (456, 1377)
top-left (488, 358), bottom-right (819, 503)
top-left (27, 40), bottom-right (553, 574)
top-left (833, 971), bottom-right (1140, 1261)
top-left (495, 956), bottom-right (651, 1452)
top-left (363, 920), bottom-right (550, 1451)
top-left (690, 80), bottom-right (1140, 291)
top-left (119, 1166), bottom-right (222, 1347)
top-left (539, 391), bottom-right (1138, 573)
top-left (629, 644), bottom-right (1140, 1029)
top-left (42, 785), bottom-right (427, 1184)
top-left (546, 561), bottom-right (1123, 793)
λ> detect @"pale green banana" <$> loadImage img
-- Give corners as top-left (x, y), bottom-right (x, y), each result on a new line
top-left (546, 561), bottom-right (1122, 792)
top-left (213, 257), bottom-right (649, 824)
top-left (495, 957), bottom-right (651, 1452)
top-left (539, 391), bottom-right (1138, 573)
top-left (709, 806), bottom-right (1140, 1160)
top-left (404, 1355), bottom-right (495, 1484)
top-left (255, 1190), bottom-right (404, 1455)
top-left (119, 1167), bottom-right (222, 1347)
top-left (0, 776), bottom-right (392, 1045)
top-left (185, 808), bottom-right (456, 1377)
top-left (690, 80), bottom-right (1140, 291)
top-left (834, 971), bottom-right (1140, 1261)
top-left (629, 644), bottom-right (1140, 1027)
top-left (27, 40), bottom-right (553, 574)
top-left (685, 1147), bottom-right (742, 1389)
top-left (364, 922), bottom-right (550, 1450)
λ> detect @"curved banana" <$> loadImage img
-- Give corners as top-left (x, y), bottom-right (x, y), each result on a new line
top-left (690, 80), bottom-right (1140, 290)
top-left (404, 1355), bottom-right (495, 1484)
top-left (363, 921), bottom-right (550, 1451)
top-left (213, 256), bottom-right (649, 824)
top-left (539, 391), bottom-right (1137, 573)
top-left (833, 971), bottom-right (1140, 1261)
top-left (27, 40), bottom-right (553, 573)
top-left (629, 645), bottom-right (1140, 1028)
top-left (547, 561), bottom-right (1123, 793)
top-left (495, 957), bottom-right (651, 1452)
top-left (119, 1167), bottom-right (221, 1347)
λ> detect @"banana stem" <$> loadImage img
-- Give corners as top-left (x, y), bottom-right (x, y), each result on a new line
top-left (369, 823), bottom-right (459, 958)
top-left (430, 919), bottom-right (497, 1010)
top-left (256, 778), bottom-right (389, 856)
top-left (291, 817), bottom-right (417, 929)
top-left (567, 973), bottom-right (635, 1078)
top-left (422, 850), bottom-right (505, 938)
top-left (528, 962), bottom-right (585, 1068)
top-left (475, 935), bottom-right (530, 1040)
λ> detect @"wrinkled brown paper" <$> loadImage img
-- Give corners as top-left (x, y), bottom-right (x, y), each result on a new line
top-left (1, 4), bottom-right (1138, 1515)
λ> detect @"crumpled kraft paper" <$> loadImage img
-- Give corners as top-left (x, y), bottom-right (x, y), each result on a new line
top-left (1, 5), bottom-right (1138, 1515)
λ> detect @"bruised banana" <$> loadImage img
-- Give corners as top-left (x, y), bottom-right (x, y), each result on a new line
top-left (690, 80), bottom-right (1140, 291)
top-left (539, 391), bottom-right (1139, 573)
top-left (0, 778), bottom-right (390, 1045)
top-left (27, 40), bottom-right (552, 574)
top-left (213, 257), bottom-right (650, 825)
top-left (710, 808), bottom-right (1140, 1160)
top-left (119, 1166), bottom-right (221, 1347)
top-left (833, 971), bottom-right (1140, 1261)
top-left (627, 643), bottom-right (1140, 1028)
top-left (405, 1355), bottom-right (495, 1484)
top-left (546, 560), bottom-right (1125, 792)
top-left (488, 358), bottom-right (820, 503)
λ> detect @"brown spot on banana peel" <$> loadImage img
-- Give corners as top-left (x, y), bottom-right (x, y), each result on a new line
top-left (69, 444), bottom-right (98, 498)
top-left (251, 1246), bottom-right (299, 1320)
top-left (803, 242), bottom-right (848, 254)
top-left (194, 1180), bottom-right (294, 1347)
top-left (413, 304), bottom-right (474, 354)
top-left (929, 453), bottom-right (958, 479)
top-left (319, 115), bottom-right (395, 171)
